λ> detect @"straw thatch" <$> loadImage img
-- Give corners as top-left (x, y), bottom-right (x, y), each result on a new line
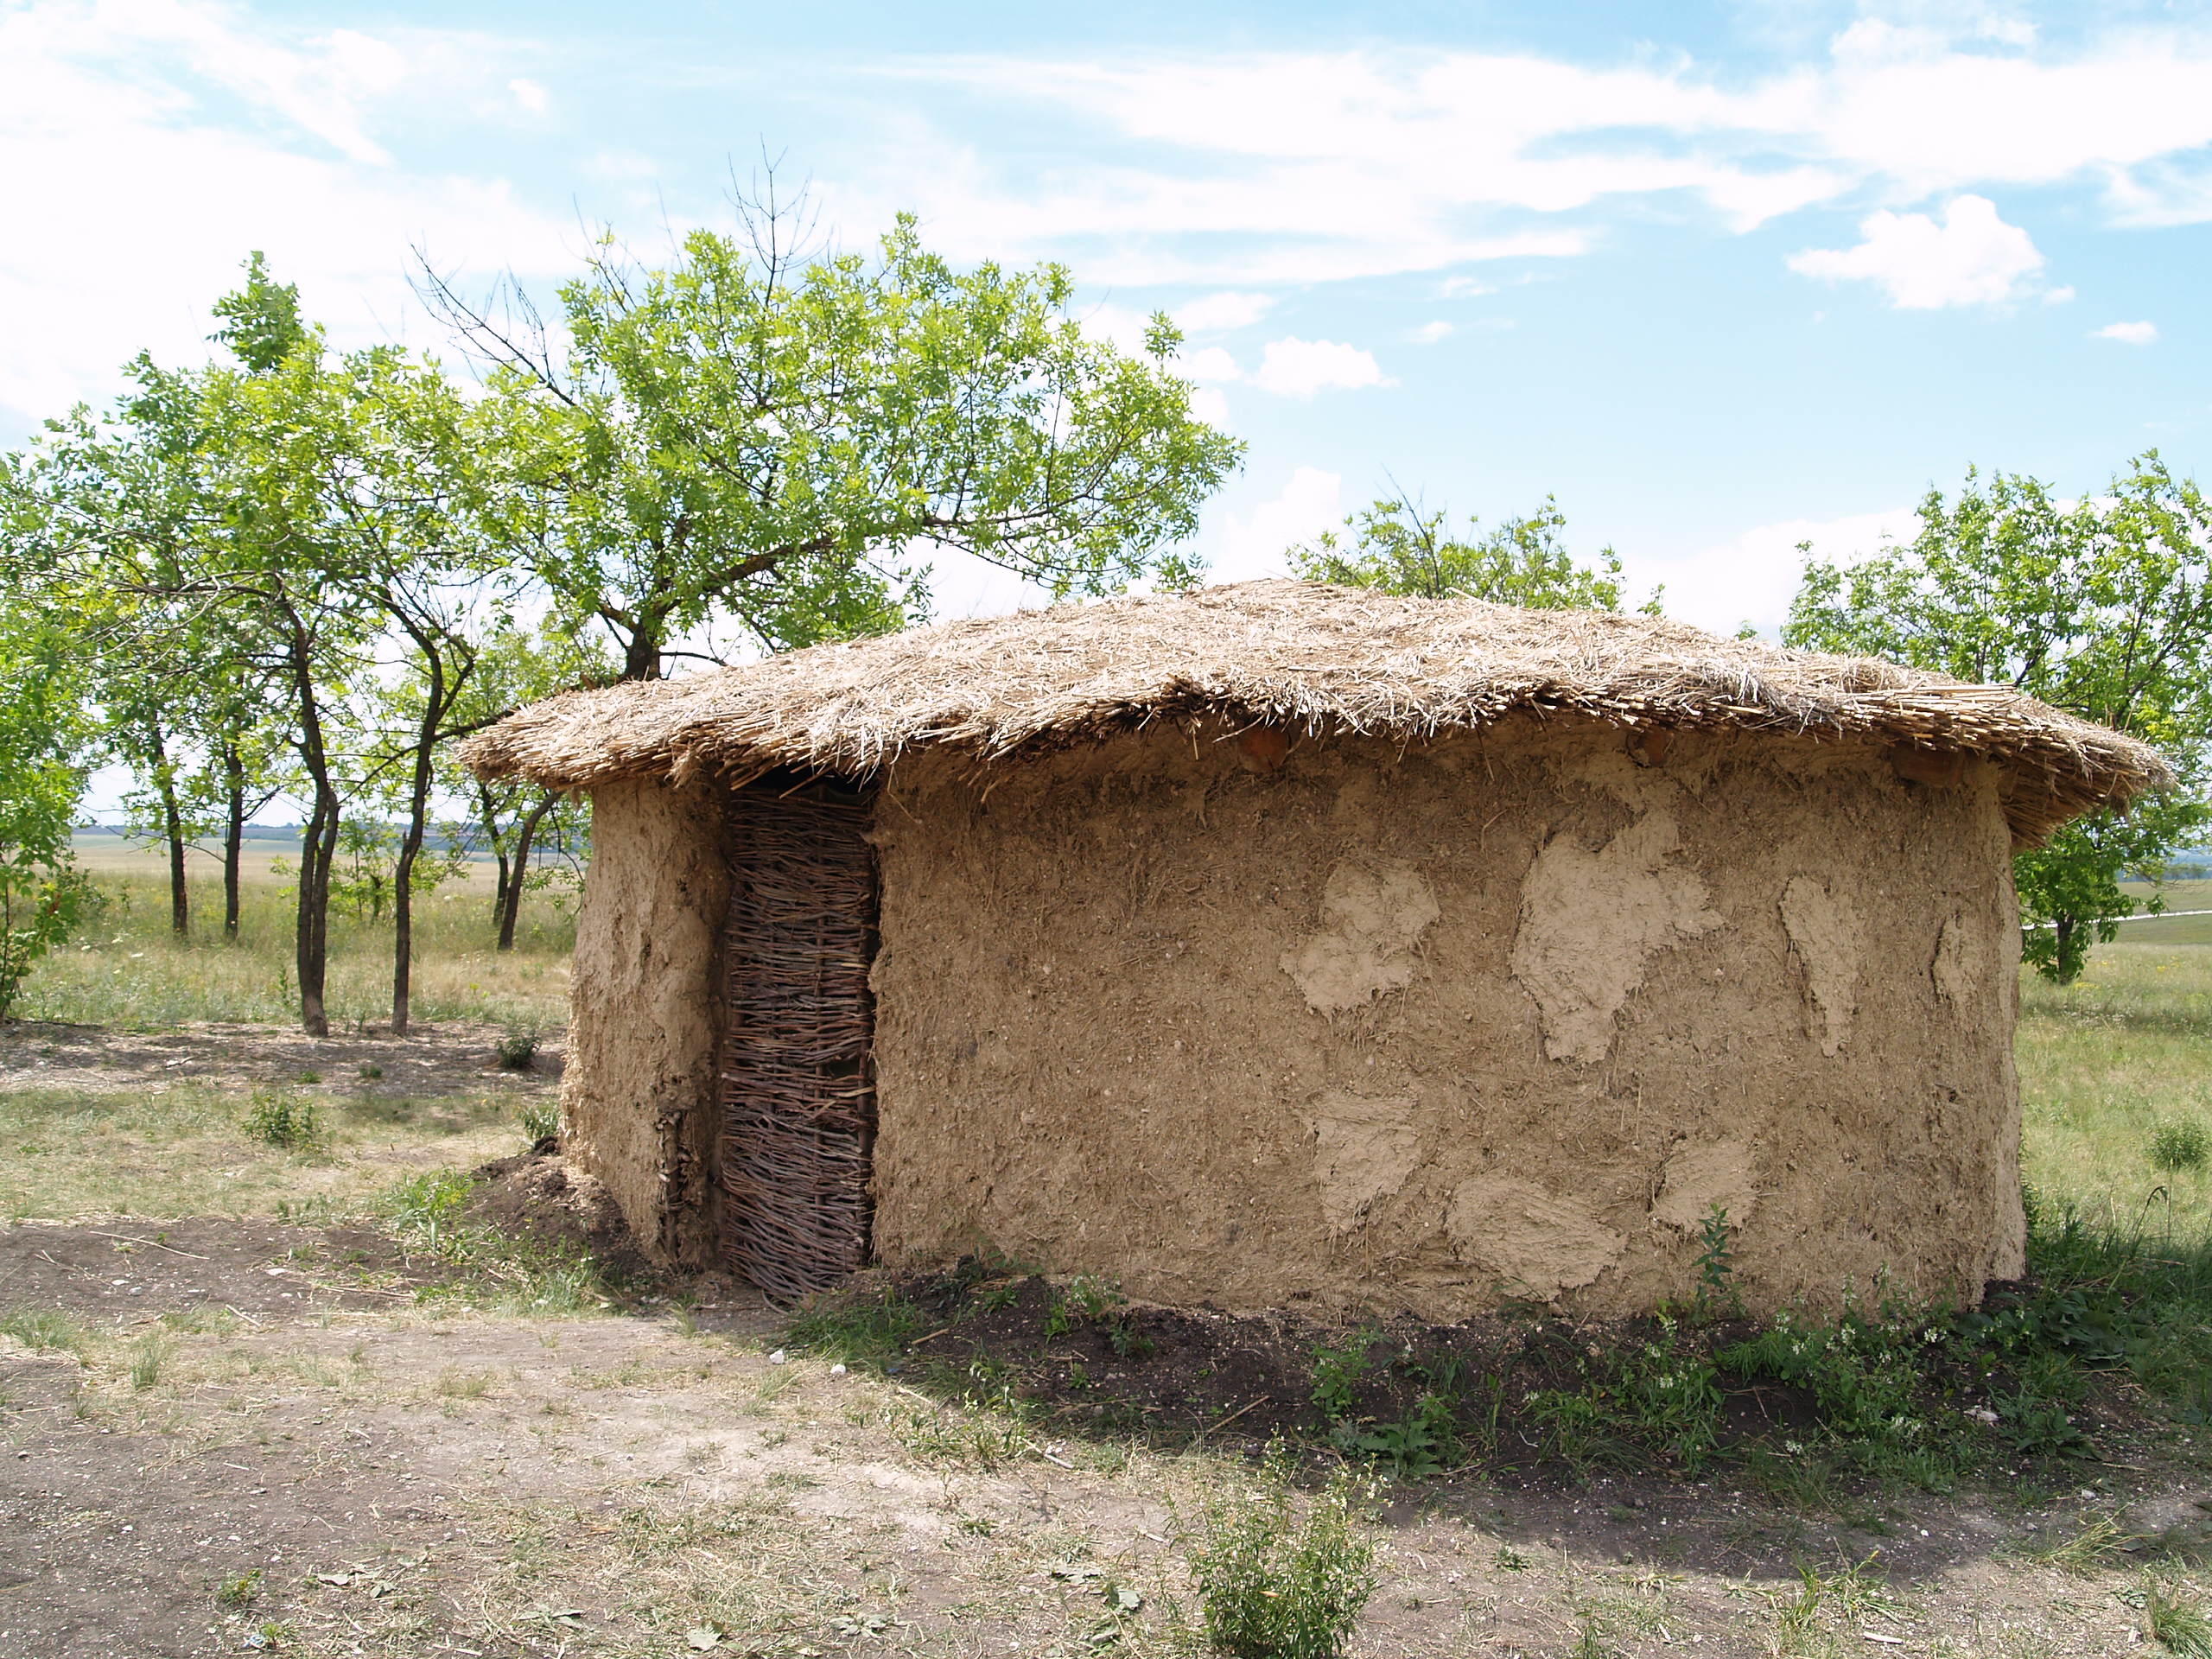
top-left (461, 579), bottom-right (2171, 845)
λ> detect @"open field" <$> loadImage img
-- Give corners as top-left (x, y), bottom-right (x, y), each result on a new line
top-left (1, 875), bottom-right (2209, 1656)
top-left (17, 869), bottom-right (573, 1033)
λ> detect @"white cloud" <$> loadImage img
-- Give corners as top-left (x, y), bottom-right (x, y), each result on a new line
top-left (1187, 386), bottom-right (1231, 428)
top-left (2092, 320), bottom-right (2158, 345)
top-left (1209, 467), bottom-right (1344, 582)
top-left (0, 1), bottom-right (577, 425)
top-left (1172, 291), bottom-right (1273, 333)
top-left (1181, 346), bottom-right (1242, 382)
top-left (869, 28), bottom-right (2212, 289)
top-left (1625, 506), bottom-right (1921, 636)
top-left (1787, 194), bottom-right (2047, 308)
top-left (507, 76), bottom-right (549, 113)
top-left (1439, 276), bottom-right (1497, 298)
top-left (1250, 338), bottom-right (1393, 398)
top-left (1410, 320), bottom-right (1455, 343)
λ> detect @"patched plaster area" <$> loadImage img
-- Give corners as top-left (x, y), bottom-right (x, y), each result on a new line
top-left (1780, 875), bottom-right (1864, 1056)
top-left (1305, 1091), bottom-right (1421, 1235)
top-left (1650, 1141), bottom-right (1761, 1232)
top-left (1446, 1176), bottom-right (1626, 1300)
top-left (1931, 911), bottom-right (1992, 1011)
top-left (1510, 812), bottom-right (1723, 1064)
top-left (1281, 860), bottom-right (1440, 1016)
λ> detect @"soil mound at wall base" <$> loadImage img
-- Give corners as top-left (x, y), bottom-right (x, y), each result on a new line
top-left (467, 1150), bottom-right (654, 1281)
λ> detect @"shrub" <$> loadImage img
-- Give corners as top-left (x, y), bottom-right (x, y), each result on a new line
top-left (242, 1090), bottom-right (321, 1152)
top-left (1186, 1459), bottom-right (1376, 1659)
top-left (495, 1028), bottom-right (537, 1071)
top-left (2150, 1120), bottom-right (2210, 1174)
top-left (519, 1099), bottom-right (560, 1146)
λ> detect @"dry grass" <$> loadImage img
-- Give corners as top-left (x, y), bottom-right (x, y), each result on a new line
top-left (17, 866), bottom-right (573, 1032)
top-left (461, 578), bottom-right (2164, 844)
top-left (0, 1083), bottom-right (519, 1221)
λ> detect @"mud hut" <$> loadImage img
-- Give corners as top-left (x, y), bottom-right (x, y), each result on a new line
top-left (461, 580), bottom-right (2164, 1317)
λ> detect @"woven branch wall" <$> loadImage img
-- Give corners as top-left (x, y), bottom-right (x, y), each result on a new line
top-left (717, 781), bottom-right (880, 1300)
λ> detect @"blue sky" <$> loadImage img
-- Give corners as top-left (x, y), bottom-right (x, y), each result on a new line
top-left (5, 0), bottom-right (2210, 637)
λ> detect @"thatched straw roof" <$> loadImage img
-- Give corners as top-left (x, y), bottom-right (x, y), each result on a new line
top-left (461, 579), bottom-right (2169, 845)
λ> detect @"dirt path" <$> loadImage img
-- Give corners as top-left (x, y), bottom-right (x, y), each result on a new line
top-left (3, 1216), bottom-right (2209, 1658)
top-left (0, 1020), bottom-right (563, 1101)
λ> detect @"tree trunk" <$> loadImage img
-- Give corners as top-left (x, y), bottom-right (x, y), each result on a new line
top-left (288, 628), bottom-right (337, 1039)
top-left (146, 723), bottom-right (188, 938)
top-left (621, 628), bottom-right (662, 681)
top-left (161, 774), bottom-right (188, 938)
top-left (498, 791), bottom-right (558, 951)
top-left (391, 650), bottom-right (445, 1038)
top-left (476, 786), bottom-right (510, 927)
top-left (221, 743), bottom-right (245, 941)
top-left (2052, 914), bottom-right (2078, 985)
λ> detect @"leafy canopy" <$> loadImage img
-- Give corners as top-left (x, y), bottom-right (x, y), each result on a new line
top-left (0, 603), bottom-right (89, 1017)
top-left (1288, 491), bottom-right (1659, 613)
top-left (1785, 454), bottom-right (2212, 982)
top-left (439, 207), bottom-right (1243, 677)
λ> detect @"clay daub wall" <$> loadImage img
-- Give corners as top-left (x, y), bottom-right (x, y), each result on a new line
top-left (868, 717), bottom-right (2022, 1319)
top-left (559, 777), bottom-right (729, 1267)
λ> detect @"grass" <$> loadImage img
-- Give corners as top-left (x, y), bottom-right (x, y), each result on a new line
top-left (16, 868), bottom-right (574, 1031)
top-left (0, 1083), bottom-right (518, 1220)
top-left (2018, 943), bottom-right (2212, 1232)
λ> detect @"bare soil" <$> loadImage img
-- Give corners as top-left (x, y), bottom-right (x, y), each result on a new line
top-left (0, 1018), bottom-right (565, 1101)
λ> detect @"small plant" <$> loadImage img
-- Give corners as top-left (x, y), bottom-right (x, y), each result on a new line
top-left (1309, 1327), bottom-right (1379, 1422)
top-left (2147, 1578), bottom-right (2212, 1656)
top-left (243, 1089), bottom-right (321, 1152)
top-left (1346, 1390), bottom-right (1456, 1478)
top-left (519, 1099), bottom-right (560, 1146)
top-left (216, 1567), bottom-right (263, 1608)
top-left (358, 1062), bottom-right (383, 1080)
top-left (129, 1332), bottom-right (165, 1391)
top-left (0, 1308), bottom-right (85, 1352)
top-left (2150, 1120), bottom-right (2211, 1174)
top-left (295, 1070), bottom-right (321, 1084)
top-left (1186, 1458), bottom-right (1377, 1659)
top-left (1691, 1203), bottom-right (1743, 1321)
top-left (495, 1028), bottom-right (538, 1071)
top-left (386, 1168), bottom-right (474, 1251)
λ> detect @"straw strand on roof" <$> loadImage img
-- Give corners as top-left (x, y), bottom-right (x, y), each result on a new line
top-left (459, 579), bottom-right (2171, 847)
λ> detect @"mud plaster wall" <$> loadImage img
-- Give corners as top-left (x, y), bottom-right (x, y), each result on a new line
top-left (868, 718), bottom-right (2023, 1320)
top-left (562, 777), bottom-right (729, 1267)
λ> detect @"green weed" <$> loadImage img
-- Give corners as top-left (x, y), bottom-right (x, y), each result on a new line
top-left (129, 1332), bottom-right (165, 1390)
top-left (1308, 1327), bottom-right (1379, 1422)
top-left (242, 1089), bottom-right (321, 1152)
top-left (1185, 1457), bottom-right (1377, 1659)
top-left (2147, 1578), bottom-right (2212, 1656)
top-left (784, 1284), bottom-right (926, 1370)
top-left (0, 1308), bottom-right (85, 1352)
top-left (2151, 1120), bottom-right (2210, 1174)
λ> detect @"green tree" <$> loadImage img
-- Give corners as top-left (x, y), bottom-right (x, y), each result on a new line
top-left (434, 617), bottom-right (608, 950)
top-left (425, 199), bottom-right (1243, 677)
top-left (1785, 455), bottom-right (2212, 982)
top-left (1289, 489), bottom-right (1659, 613)
top-left (0, 604), bottom-right (89, 1018)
